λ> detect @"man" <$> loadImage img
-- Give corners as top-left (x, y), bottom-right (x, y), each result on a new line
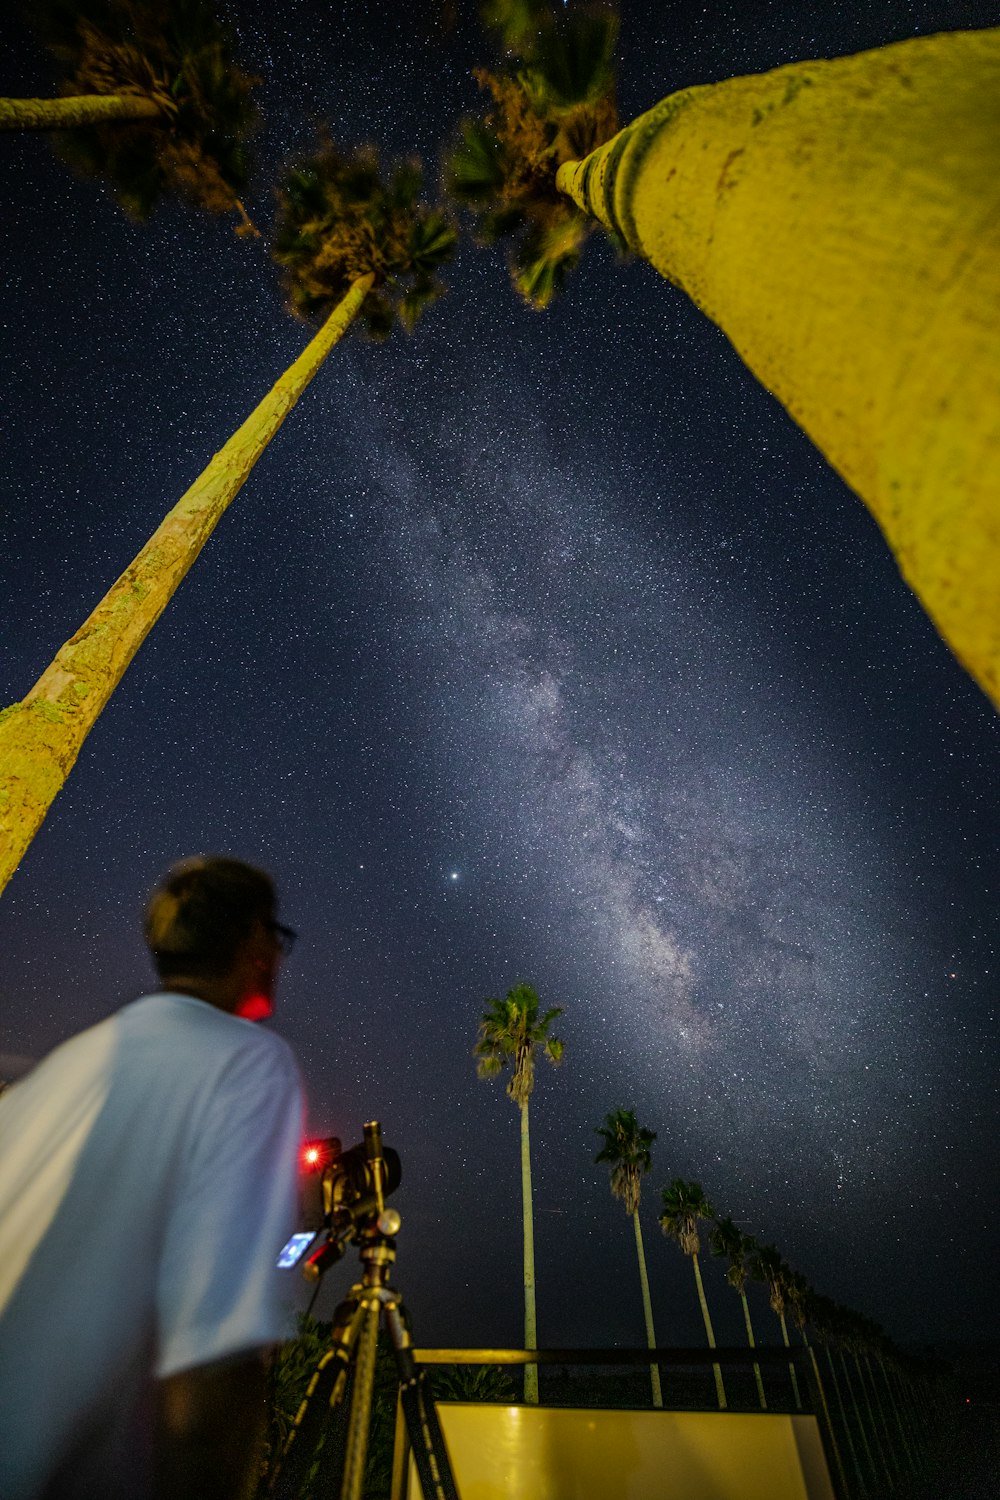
top-left (0, 856), bottom-right (305, 1500)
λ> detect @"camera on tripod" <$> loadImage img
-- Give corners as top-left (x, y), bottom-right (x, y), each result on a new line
top-left (279, 1122), bottom-right (403, 1280)
top-left (269, 1122), bottom-right (460, 1500)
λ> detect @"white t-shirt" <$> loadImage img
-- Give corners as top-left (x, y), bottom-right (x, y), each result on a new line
top-left (0, 992), bottom-right (305, 1500)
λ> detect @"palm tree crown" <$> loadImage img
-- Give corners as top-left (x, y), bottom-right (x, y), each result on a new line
top-left (446, 0), bottom-right (621, 308)
top-left (749, 1242), bottom-right (790, 1316)
top-left (34, 0), bottom-right (260, 225)
top-left (273, 135), bottom-right (457, 341)
top-left (474, 982), bottom-right (563, 1106)
top-left (594, 1109), bottom-right (655, 1216)
top-left (785, 1269), bottom-right (814, 1333)
top-left (659, 1178), bottom-right (714, 1256)
top-left (710, 1217), bottom-right (755, 1294)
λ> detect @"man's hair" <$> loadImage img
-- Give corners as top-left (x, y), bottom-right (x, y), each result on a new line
top-left (144, 856), bottom-right (276, 980)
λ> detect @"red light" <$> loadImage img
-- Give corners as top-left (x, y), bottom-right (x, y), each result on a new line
top-left (300, 1137), bottom-right (341, 1173)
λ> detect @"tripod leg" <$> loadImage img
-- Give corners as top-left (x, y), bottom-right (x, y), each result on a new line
top-left (268, 1293), bottom-right (366, 1500)
top-left (384, 1301), bottom-right (461, 1500)
top-left (339, 1296), bottom-right (380, 1500)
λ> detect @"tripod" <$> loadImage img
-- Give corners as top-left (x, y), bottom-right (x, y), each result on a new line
top-left (269, 1125), bottom-right (460, 1500)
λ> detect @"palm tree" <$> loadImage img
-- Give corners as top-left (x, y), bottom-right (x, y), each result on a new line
top-left (475, 983), bottom-right (564, 1404)
top-left (785, 1269), bottom-right (814, 1346)
top-left (446, 0), bottom-right (620, 308)
top-left (1, 0), bottom-right (260, 232)
top-left (748, 1243), bottom-right (801, 1411)
top-left (659, 1179), bottom-right (726, 1410)
top-left (456, 6), bottom-right (1000, 712)
top-left (594, 1109), bottom-right (662, 1408)
top-left (0, 139), bottom-right (456, 896)
top-left (710, 1217), bottom-right (766, 1410)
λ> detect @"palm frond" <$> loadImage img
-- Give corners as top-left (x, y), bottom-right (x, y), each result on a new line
top-left (446, 119), bottom-right (507, 203)
top-left (445, 0), bottom-right (621, 307)
top-left (35, 0), bottom-right (259, 226)
top-left (274, 134), bottom-right (455, 339)
top-left (526, 10), bottom-right (618, 111)
top-left (474, 984), bottom-right (565, 1104)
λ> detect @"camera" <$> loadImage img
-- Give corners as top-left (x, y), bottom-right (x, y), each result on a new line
top-left (279, 1121), bottom-right (401, 1277)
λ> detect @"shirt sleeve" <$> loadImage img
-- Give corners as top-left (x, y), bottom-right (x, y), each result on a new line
top-left (154, 1032), bottom-right (304, 1378)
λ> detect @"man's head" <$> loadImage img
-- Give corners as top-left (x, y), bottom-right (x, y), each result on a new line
top-left (144, 856), bottom-right (284, 1019)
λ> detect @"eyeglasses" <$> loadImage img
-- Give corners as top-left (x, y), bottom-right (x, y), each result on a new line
top-left (269, 921), bottom-right (297, 957)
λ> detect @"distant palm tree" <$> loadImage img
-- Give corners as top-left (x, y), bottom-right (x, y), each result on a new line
top-left (0, 140), bottom-right (456, 896)
top-left (785, 1269), bottom-right (814, 1346)
top-left (454, 5), bottom-right (1000, 713)
top-left (748, 1243), bottom-right (801, 1410)
top-left (1, 0), bottom-right (260, 232)
top-left (659, 1179), bottom-right (726, 1409)
top-left (475, 983), bottom-right (564, 1405)
top-left (594, 1109), bottom-right (662, 1408)
top-left (710, 1217), bottom-right (766, 1410)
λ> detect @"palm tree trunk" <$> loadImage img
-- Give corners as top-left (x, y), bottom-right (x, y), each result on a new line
top-left (739, 1290), bottom-right (766, 1410)
top-left (0, 93), bottom-right (167, 131)
top-left (0, 274), bottom-right (374, 895)
top-left (853, 1353), bottom-right (895, 1493)
top-left (777, 1308), bottom-right (802, 1410)
top-left (840, 1350), bottom-right (879, 1495)
top-left (862, 1353), bottom-right (902, 1485)
top-left (631, 1210), bottom-right (662, 1408)
top-left (824, 1345), bottom-right (867, 1500)
top-left (519, 1097), bottom-right (538, 1404)
top-left (878, 1358), bottom-right (917, 1475)
top-left (690, 1253), bottom-right (726, 1409)
top-left (556, 28), bottom-right (1000, 711)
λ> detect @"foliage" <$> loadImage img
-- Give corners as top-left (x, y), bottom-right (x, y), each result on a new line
top-left (445, 0), bottom-right (622, 308)
top-left (34, 0), bottom-right (259, 226)
top-left (474, 981), bottom-right (564, 1106)
top-left (262, 1313), bottom-right (333, 1493)
top-left (709, 1216), bottom-right (756, 1295)
top-left (748, 1242), bottom-right (790, 1316)
top-left (784, 1268), bottom-right (814, 1333)
top-left (273, 135), bottom-right (457, 341)
top-left (659, 1178), bottom-right (714, 1257)
top-left (261, 1318), bottom-right (400, 1500)
top-left (594, 1108), bottom-right (655, 1216)
top-left (430, 1363), bottom-right (516, 1403)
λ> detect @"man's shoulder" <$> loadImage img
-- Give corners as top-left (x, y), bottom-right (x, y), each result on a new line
top-left (120, 993), bottom-right (300, 1080)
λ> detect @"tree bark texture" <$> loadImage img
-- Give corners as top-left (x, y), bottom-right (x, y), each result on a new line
top-left (0, 93), bottom-right (165, 131)
top-left (557, 29), bottom-right (1000, 712)
top-left (739, 1290), bottom-right (767, 1410)
top-left (519, 1098), bottom-right (538, 1403)
top-left (631, 1210), bottom-right (662, 1408)
top-left (691, 1252), bottom-right (727, 1409)
top-left (0, 275), bottom-right (374, 895)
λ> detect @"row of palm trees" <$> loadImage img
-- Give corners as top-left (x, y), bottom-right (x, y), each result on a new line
top-left (475, 984), bottom-right (935, 1495)
top-left (2, 0), bottom-right (999, 896)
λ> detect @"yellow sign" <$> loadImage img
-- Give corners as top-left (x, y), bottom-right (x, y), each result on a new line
top-left (399, 1404), bottom-right (836, 1500)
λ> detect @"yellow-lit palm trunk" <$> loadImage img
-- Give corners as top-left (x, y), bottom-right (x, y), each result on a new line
top-left (557, 28), bottom-right (1000, 710)
top-left (0, 94), bottom-right (166, 131)
top-left (738, 1288), bottom-right (766, 1410)
top-left (631, 1209), bottom-right (662, 1408)
top-left (776, 1307), bottom-right (802, 1410)
top-left (690, 1252), bottom-right (727, 1409)
top-left (0, 275), bottom-right (373, 895)
top-left (519, 1097), bottom-right (539, 1403)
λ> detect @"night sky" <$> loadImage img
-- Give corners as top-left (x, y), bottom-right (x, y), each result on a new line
top-left (1, 1), bottom-right (998, 1359)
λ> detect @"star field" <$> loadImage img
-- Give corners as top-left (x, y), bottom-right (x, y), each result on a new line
top-left (0, 0), bottom-right (997, 1357)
